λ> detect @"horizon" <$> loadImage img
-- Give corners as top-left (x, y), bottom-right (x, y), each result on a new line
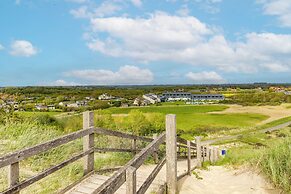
top-left (1, 82), bottom-right (291, 88)
top-left (1, 0), bottom-right (291, 86)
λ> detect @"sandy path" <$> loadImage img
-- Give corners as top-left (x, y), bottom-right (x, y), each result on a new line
top-left (210, 104), bottom-right (291, 125)
top-left (178, 166), bottom-right (277, 194)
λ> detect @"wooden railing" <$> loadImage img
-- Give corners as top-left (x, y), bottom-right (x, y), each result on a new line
top-left (0, 112), bottom-right (221, 194)
top-left (0, 112), bottom-right (156, 194)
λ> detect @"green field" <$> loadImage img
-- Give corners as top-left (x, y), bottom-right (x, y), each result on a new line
top-left (107, 105), bottom-right (269, 131)
top-left (16, 111), bottom-right (61, 117)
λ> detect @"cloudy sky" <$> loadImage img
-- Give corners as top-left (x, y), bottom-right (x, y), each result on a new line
top-left (1, 0), bottom-right (291, 86)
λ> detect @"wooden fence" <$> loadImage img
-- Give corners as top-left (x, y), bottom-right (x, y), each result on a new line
top-left (0, 112), bottom-right (220, 194)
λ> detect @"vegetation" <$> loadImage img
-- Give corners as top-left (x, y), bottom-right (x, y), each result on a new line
top-left (0, 115), bottom-right (135, 193)
top-left (106, 105), bottom-right (268, 138)
top-left (224, 91), bottom-right (291, 106)
top-left (217, 128), bottom-right (291, 193)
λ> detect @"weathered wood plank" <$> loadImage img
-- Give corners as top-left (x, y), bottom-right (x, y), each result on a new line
top-left (126, 166), bottom-right (137, 194)
top-left (166, 114), bottom-right (177, 194)
top-left (0, 128), bottom-right (94, 168)
top-left (95, 128), bottom-right (153, 142)
top-left (95, 148), bottom-right (141, 153)
top-left (195, 136), bottom-right (202, 167)
top-left (137, 157), bottom-right (166, 194)
top-left (177, 137), bottom-right (196, 148)
top-left (93, 132), bottom-right (166, 194)
top-left (187, 141), bottom-right (191, 175)
top-left (2, 149), bottom-right (94, 194)
top-left (83, 111), bottom-right (95, 175)
top-left (8, 162), bottom-right (19, 194)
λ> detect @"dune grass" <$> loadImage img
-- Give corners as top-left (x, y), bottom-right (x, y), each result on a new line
top-left (0, 119), bottom-right (134, 193)
top-left (217, 128), bottom-right (291, 193)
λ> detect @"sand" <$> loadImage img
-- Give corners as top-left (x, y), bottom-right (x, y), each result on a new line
top-left (178, 166), bottom-right (278, 194)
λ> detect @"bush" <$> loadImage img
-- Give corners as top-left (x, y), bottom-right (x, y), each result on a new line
top-left (34, 114), bottom-right (59, 126)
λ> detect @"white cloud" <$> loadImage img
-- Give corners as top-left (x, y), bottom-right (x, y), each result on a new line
top-left (193, 0), bottom-right (222, 14)
top-left (10, 40), bottom-right (38, 57)
top-left (85, 13), bottom-right (291, 73)
top-left (186, 71), bottom-right (226, 84)
top-left (52, 80), bottom-right (79, 86)
top-left (258, 0), bottom-right (291, 27)
top-left (261, 63), bottom-right (289, 72)
top-left (0, 44), bottom-right (4, 50)
top-left (65, 65), bottom-right (153, 85)
top-left (70, 1), bottom-right (121, 19)
top-left (131, 0), bottom-right (142, 7)
top-left (176, 5), bottom-right (190, 16)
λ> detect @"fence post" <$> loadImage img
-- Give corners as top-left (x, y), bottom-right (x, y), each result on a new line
top-left (126, 166), bottom-right (137, 194)
top-left (187, 140), bottom-right (191, 175)
top-left (210, 147), bottom-right (214, 164)
top-left (8, 162), bottom-right (19, 194)
top-left (83, 111), bottom-right (94, 175)
top-left (132, 139), bottom-right (137, 155)
top-left (195, 136), bottom-right (202, 167)
top-left (166, 114), bottom-right (177, 194)
top-left (153, 134), bottom-right (159, 164)
top-left (205, 144), bottom-right (210, 161)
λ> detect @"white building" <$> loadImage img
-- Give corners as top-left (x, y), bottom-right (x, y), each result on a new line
top-left (98, 93), bottom-right (115, 100)
top-left (35, 105), bottom-right (48, 111)
top-left (142, 94), bottom-right (161, 104)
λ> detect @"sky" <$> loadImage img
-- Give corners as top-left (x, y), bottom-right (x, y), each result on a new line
top-left (1, 0), bottom-right (291, 86)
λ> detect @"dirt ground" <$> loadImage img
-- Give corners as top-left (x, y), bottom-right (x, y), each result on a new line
top-left (210, 104), bottom-right (291, 125)
top-left (178, 166), bottom-right (278, 194)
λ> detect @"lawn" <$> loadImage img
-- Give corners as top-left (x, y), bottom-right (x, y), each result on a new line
top-left (107, 105), bottom-right (268, 131)
top-left (109, 105), bottom-right (228, 114)
top-left (16, 111), bottom-right (61, 117)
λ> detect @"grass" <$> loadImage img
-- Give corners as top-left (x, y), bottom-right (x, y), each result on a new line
top-left (107, 105), bottom-right (268, 133)
top-left (0, 119), bottom-right (135, 193)
top-left (259, 116), bottom-right (291, 129)
top-left (216, 127), bottom-right (291, 193)
top-left (16, 111), bottom-right (61, 117)
top-left (109, 105), bottom-right (229, 114)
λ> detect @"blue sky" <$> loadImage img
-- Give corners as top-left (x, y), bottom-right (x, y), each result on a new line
top-left (1, 0), bottom-right (291, 86)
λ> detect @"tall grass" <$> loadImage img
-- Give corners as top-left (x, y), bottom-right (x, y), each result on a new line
top-left (218, 129), bottom-right (291, 193)
top-left (0, 115), bottom-right (136, 193)
top-left (257, 137), bottom-right (291, 192)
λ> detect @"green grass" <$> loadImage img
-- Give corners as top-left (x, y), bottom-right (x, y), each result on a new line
top-left (109, 105), bottom-right (228, 114)
top-left (107, 105), bottom-right (268, 132)
top-left (16, 111), bottom-right (61, 117)
top-left (259, 116), bottom-right (291, 129)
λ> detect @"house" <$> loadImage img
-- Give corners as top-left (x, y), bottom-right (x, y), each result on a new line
top-left (85, 97), bottom-right (95, 101)
top-left (76, 100), bottom-right (88, 107)
top-left (35, 105), bottom-right (48, 111)
top-left (142, 94), bottom-right (161, 104)
top-left (67, 103), bottom-right (79, 108)
top-left (48, 105), bottom-right (56, 110)
top-left (133, 98), bottom-right (150, 106)
top-left (98, 93), bottom-right (115, 100)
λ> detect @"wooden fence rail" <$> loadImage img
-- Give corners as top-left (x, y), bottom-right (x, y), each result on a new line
top-left (0, 112), bottom-right (220, 194)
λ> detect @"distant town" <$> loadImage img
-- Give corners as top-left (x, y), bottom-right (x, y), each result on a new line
top-left (0, 84), bottom-right (291, 113)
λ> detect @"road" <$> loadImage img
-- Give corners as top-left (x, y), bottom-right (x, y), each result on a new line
top-left (202, 121), bottom-right (291, 145)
